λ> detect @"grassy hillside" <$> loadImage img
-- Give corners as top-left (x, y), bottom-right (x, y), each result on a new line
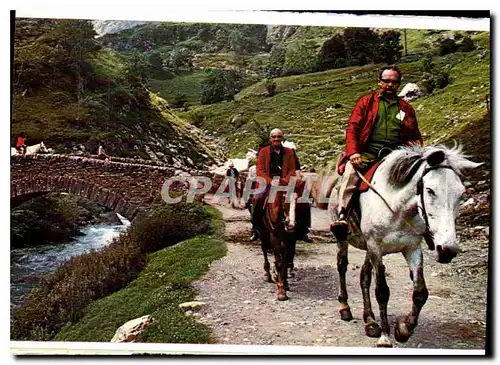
top-left (12, 19), bottom-right (224, 168)
top-left (177, 48), bottom-right (490, 169)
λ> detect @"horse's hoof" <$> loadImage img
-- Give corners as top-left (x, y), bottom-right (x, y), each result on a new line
top-left (376, 335), bottom-right (393, 348)
top-left (394, 318), bottom-right (412, 343)
top-left (277, 294), bottom-right (289, 301)
top-left (339, 308), bottom-right (353, 321)
top-left (365, 322), bottom-right (382, 338)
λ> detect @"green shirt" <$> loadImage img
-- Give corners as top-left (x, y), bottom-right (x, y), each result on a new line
top-left (362, 96), bottom-right (401, 162)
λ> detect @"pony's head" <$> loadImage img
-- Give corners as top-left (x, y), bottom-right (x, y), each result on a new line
top-left (265, 190), bottom-right (297, 233)
top-left (389, 144), bottom-right (483, 263)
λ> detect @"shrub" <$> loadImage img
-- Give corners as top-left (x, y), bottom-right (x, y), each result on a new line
top-left (200, 69), bottom-right (244, 105)
top-left (457, 36), bottom-right (475, 52)
top-left (10, 200), bottom-right (218, 341)
top-left (264, 78), bottom-right (277, 96)
top-left (419, 72), bottom-right (435, 94)
top-left (434, 71), bottom-right (451, 90)
top-left (168, 93), bottom-right (188, 108)
top-left (185, 109), bottom-right (205, 127)
top-left (438, 38), bottom-right (458, 56)
top-left (420, 55), bottom-right (434, 73)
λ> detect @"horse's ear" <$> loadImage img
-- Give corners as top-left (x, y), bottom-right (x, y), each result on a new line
top-left (426, 150), bottom-right (445, 167)
top-left (460, 160), bottom-right (484, 171)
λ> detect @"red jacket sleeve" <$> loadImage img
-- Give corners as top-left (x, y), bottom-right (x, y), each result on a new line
top-left (345, 95), bottom-right (369, 157)
top-left (256, 147), bottom-right (273, 185)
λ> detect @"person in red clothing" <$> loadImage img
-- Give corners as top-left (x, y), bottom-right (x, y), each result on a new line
top-left (330, 65), bottom-right (423, 238)
top-left (16, 132), bottom-right (27, 155)
top-left (250, 128), bottom-right (297, 237)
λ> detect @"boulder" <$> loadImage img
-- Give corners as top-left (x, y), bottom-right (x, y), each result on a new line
top-left (110, 315), bottom-right (153, 343)
top-left (399, 83), bottom-right (422, 101)
top-left (179, 301), bottom-right (206, 310)
top-left (99, 211), bottom-right (123, 225)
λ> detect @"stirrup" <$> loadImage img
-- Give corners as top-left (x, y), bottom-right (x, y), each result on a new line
top-left (330, 220), bottom-right (349, 241)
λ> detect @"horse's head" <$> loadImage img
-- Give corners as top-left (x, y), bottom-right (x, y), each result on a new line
top-left (281, 191), bottom-right (298, 232)
top-left (417, 147), bottom-right (483, 263)
top-left (265, 190), bottom-right (297, 233)
top-left (246, 149), bottom-right (258, 161)
top-left (39, 141), bottom-right (48, 153)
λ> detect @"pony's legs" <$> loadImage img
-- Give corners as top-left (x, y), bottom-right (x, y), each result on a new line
top-left (261, 236), bottom-right (273, 283)
top-left (271, 235), bottom-right (288, 301)
top-left (337, 241), bottom-right (353, 320)
top-left (360, 253), bottom-right (382, 337)
top-left (394, 247), bottom-right (429, 343)
top-left (367, 249), bottom-right (392, 347)
top-left (287, 234), bottom-right (297, 279)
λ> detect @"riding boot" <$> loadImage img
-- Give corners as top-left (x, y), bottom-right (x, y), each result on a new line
top-left (330, 208), bottom-right (349, 242)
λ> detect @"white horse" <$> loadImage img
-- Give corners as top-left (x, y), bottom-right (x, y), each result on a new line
top-left (11, 142), bottom-right (48, 156)
top-left (315, 144), bottom-right (482, 347)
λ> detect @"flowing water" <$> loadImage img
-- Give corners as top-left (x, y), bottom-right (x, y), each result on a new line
top-left (10, 214), bottom-right (130, 310)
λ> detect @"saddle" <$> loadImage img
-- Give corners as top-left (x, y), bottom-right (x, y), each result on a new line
top-left (345, 148), bottom-right (392, 231)
top-left (358, 159), bottom-right (384, 193)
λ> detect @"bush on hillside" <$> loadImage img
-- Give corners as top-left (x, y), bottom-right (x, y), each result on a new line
top-left (10, 200), bottom-right (218, 341)
top-left (317, 34), bottom-right (346, 71)
top-left (266, 44), bottom-right (286, 77)
top-left (264, 78), bottom-right (277, 96)
top-left (420, 55), bottom-right (435, 73)
top-left (457, 36), bottom-right (475, 52)
top-left (283, 39), bottom-right (319, 75)
top-left (434, 71), bottom-right (451, 90)
top-left (200, 69), bottom-right (244, 105)
top-left (438, 38), bottom-right (458, 56)
top-left (375, 30), bottom-right (403, 64)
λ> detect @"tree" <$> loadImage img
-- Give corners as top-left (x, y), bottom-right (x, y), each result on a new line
top-left (228, 29), bottom-right (248, 56)
top-left (125, 50), bottom-right (150, 90)
top-left (317, 34), bottom-right (347, 71)
top-left (283, 39), bottom-right (319, 75)
top-left (375, 30), bottom-right (403, 64)
top-left (200, 69), bottom-right (244, 105)
top-left (438, 38), bottom-right (458, 56)
top-left (343, 28), bottom-right (379, 66)
top-left (265, 44), bottom-right (286, 77)
top-left (457, 36), bottom-right (475, 52)
top-left (162, 47), bottom-right (193, 74)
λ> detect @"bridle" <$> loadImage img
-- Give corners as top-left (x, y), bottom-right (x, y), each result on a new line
top-left (416, 165), bottom-right (457, 251)
top-left (356, 163), bottom-right (457, 251)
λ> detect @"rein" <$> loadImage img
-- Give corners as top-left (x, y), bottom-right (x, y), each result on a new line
top-left (356, 164), bottom-right (456, 251)
top-left (416, 165), bottom-right (456, 250)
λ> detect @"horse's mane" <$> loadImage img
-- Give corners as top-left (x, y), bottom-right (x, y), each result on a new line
top-left (387, 148), bottom-right (425, 186)
top-left (387, 143), bottom-right (478, 186)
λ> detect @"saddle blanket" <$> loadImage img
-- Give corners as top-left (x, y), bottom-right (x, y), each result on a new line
top-left (358, 160), bottom-right (384, 193)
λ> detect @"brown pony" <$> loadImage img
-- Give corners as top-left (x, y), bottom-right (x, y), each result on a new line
top-left (256, 181), bottom-right (305, 301)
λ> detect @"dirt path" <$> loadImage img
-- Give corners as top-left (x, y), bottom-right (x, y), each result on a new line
top-left (193, 196), bottom-right (488, 350)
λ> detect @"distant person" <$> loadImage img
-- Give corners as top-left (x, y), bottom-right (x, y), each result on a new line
top-left (16, 132), bottom-right (27, 155)
top-left (251, 128), bottom-right (297, 240)
top-left (226, 161), bottom-right (240, 179)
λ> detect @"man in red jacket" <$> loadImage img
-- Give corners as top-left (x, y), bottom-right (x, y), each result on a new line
top-left (250, 128), bottom-right (297, 240)
top-left (330, 66), bottom-right (423, 239)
